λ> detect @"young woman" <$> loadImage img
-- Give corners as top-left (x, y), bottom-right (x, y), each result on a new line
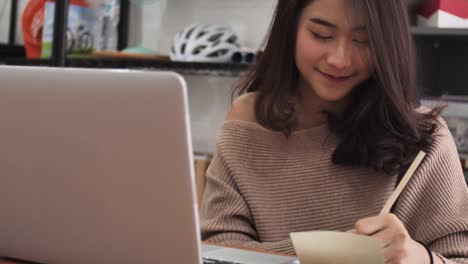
top-left (200, 0), bottom-right (468, 263)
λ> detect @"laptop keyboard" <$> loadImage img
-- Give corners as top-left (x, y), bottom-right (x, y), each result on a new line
top-left (203, 257), bottom-right (244, 264)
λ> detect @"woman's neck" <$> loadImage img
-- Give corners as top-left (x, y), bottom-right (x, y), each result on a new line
top-left (295, 80), bottom-right (350, 130)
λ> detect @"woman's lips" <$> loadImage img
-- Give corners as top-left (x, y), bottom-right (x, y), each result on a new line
top-left (318, 70), bottom-right (351, 83)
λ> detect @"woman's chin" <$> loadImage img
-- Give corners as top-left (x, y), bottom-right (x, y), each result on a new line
top-left (315, 91), bottom-right (350, 103)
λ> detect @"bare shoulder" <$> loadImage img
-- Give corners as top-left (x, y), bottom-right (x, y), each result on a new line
top-left (225, 92), bottom-right (257, 123)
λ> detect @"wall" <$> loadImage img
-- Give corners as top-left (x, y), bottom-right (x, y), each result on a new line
top-left (186, 75), bottom-right (237, 153)
top-left (0, 0), bottom-right (28, 45)
top-left (131, 0), bottom-right (276, 54)
top-left (0, 1), bottom-right (10, 43)
top-left (129, 0), bottom-right (277, 153)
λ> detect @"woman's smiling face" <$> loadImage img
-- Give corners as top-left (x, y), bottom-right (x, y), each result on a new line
top-left (295, 0), bottom-right (374, 103)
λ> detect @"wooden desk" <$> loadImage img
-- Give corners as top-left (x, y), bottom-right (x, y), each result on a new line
top-left (0, 242), bottom-right (294, 263)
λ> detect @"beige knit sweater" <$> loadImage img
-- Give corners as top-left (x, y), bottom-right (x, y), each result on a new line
top-left (200, 119), bottom-right (468, 263)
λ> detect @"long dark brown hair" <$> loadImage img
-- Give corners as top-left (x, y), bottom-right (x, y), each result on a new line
top-left (234, 0), bottom-right (442, 176)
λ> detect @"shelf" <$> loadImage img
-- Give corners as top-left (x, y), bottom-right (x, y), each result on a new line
top-left (0, 44), bottom-right (25, 57)
top-left (1, 58), bottom-right (251, 77)
top-left (411, 26), bottom-right (468, 37)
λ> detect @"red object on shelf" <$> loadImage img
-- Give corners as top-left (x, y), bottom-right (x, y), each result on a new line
top-left (21, 0), bottom-right (46, 58)
top-left (418, 0), bottom-right (468, 28)
top-left (45, 0), bottom-right (90, 7)
top-left (21, 0), bottom-right (91, 59)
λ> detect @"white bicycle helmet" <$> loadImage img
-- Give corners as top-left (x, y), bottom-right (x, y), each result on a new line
top-left (170, 24), bottom-right (240, 63)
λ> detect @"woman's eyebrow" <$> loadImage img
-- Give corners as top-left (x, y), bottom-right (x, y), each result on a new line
top-left (309, 17), bottom-right (337, 28)
top-left (309, 17), bottom-right (367, 31)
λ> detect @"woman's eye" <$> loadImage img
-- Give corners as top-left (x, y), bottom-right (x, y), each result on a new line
top-left (353, 39), bottom-right (370, 45)
top-left (353, 34), bottom-right (370, 45)
top-left (312, 32), bottom-right (333, 41)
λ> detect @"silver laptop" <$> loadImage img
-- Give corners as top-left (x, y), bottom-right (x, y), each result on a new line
top-left (0, 66), bottom-right (299, 264)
